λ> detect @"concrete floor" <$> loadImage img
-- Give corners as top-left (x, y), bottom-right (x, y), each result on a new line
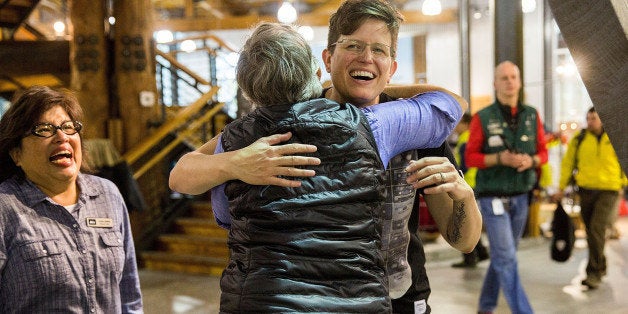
top-left (139, 216), bottom-right (628, 314)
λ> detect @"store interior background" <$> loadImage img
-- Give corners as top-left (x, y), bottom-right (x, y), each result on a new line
top-left (150, 0), bottom-right (593, 193)
top-left (2, 0), bottom-right (621, 282)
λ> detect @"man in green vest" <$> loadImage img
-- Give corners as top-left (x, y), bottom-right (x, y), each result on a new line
top-left (466, 61), bottom-right (548, 314)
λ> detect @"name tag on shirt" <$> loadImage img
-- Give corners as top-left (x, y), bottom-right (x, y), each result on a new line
top-left (86, 218), bottom-right (113, 228)
top-left (492, 198), bottom-right (505, 215)
top-left (488, 135), bottom-right (504, 147)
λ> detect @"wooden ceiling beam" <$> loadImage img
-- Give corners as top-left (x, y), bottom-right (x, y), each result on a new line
top-left (154, 8), bottom-right (458, 32)
top-left (0, 40), bottom-right (69, 76)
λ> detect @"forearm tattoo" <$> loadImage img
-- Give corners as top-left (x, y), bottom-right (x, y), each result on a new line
top-left (447, 201), bottom-right (466, 244)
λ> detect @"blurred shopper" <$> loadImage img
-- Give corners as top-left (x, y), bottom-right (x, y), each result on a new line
top-left (451, 112), bottom-right (489, 268)
top-left (466, 61), bottom-right (548, 314)
top-left (553, 106), bottom-right (627, 289)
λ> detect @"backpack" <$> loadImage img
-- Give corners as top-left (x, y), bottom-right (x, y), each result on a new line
top-left (567, 130), bottom-right (587, 188)
top-left (550, 201), bottom-right (576, 262)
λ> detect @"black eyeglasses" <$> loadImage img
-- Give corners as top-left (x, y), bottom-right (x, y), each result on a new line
top-left (27, 121), bottom-right (83, 138)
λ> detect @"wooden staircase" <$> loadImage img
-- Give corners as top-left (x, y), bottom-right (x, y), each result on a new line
top-left (0, 0), bottom-right (41, 32)
top-left (141, 200), bottom-right (229, 276)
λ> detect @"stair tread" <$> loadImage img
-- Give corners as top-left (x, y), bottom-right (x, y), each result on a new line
top-left (158, 233), bottom-right (227, 242)
top-left (176, 217), bottom-right (216, 224)
top-left (190, 200), bottom-right (211, 208)
top-left (142, 251), bottom-right (227, 262)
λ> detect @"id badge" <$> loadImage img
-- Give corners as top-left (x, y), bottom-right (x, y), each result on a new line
top-left (492, 198), bottom-right (505, 215)
top-left (86, 217), bottom-right (114, 228)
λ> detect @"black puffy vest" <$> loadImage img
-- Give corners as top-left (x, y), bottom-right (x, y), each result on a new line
top-left (219, 98), bottom-right (391, 313)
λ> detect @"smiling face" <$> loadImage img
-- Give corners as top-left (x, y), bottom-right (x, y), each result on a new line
top-left (10, 105), bottom-right (82, 191)
top-left (322, 18), bottom-right (398, 108)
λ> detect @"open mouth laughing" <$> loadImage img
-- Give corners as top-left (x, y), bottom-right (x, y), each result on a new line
top-left (49, 149), bottom-right (73, 164)
top-left (350, 70), bottom-right (375, 81)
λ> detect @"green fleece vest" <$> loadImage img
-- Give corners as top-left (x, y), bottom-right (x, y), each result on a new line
top-left (475, 101), bottom-right (538, 196)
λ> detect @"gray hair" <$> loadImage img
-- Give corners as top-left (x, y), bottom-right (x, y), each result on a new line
top-left (236, 22), bottom-right (322, 107)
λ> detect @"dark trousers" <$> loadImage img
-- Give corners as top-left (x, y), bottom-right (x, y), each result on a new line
top-left (578, 188), bottom-right (619, 280)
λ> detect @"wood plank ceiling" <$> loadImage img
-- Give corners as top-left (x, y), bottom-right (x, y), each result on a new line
top-left (154, 0), bottom-right (457, 31)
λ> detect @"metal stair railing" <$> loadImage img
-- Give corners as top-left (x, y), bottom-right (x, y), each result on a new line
top-left (122, 87), bottom-right (223, 180)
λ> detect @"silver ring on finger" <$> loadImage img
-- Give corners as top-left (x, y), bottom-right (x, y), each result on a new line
top-left (440, 172), bottom-right (445, 183)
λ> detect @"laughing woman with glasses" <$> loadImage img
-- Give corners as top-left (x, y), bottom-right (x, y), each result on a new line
top-left (0, 86), bottom-right (143, 313)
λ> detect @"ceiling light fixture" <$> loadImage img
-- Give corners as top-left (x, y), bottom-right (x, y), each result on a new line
top-left (422, 0), bottom-right (442, 16)
top-left (522, 0), bottom-right (537, 13)
top-left (277, 1), bottom-right (297, 24)
top-left (53, 21), bottom-right (66, 36)
top-left (180, 40), bottom-right (197, 53)
top-left (155, 30), bottom-right (174, 44)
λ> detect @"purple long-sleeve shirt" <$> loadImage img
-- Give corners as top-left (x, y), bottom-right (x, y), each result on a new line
top-left (211, 91), bottom-right (461, 228)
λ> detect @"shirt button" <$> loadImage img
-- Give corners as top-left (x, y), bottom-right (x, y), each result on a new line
top-left (117, 238), bottom-right (122, 243)
top-left (73, 224), bottom-right (79, 229)
top-left (42, 249), bottom-right (47, 254)
top-left (82, 249), bottom-right (87, 254)
top-left (88, 277), bottom-right (94, 283)
top-left (90, 308), bottom-right (95, 313)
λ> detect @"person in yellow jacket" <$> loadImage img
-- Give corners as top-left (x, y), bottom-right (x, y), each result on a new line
top-left (553, 106), bottom-right (627, 289)
top-left (451, 113), bottom-right (489, 268)
top-left (454, 113), bottom-right (477, 188)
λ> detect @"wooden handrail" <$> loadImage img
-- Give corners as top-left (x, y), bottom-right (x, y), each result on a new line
top-left (132, 102), bottom-right (224, 179)
top-left (155, 49), bottom-right (211, 86)
top-left (163, 34), bottom-right (238, 53)
top-left (122, 87), bottom-right (219, 165)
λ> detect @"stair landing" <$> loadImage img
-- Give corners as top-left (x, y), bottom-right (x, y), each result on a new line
top-left (141, 201), bottom-right (229, 275)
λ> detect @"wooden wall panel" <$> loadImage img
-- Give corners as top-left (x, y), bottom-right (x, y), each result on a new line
top-left (113, 0), bottom-right (159, 153)
top-left (70, 0), bottom-right (109, 140)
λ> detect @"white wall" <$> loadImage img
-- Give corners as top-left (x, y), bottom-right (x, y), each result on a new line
top-left (523, 2), bottom-right (547, 122)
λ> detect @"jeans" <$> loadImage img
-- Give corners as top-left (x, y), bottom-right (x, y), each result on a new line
top-left (478, 194), bottom-right (533, 314)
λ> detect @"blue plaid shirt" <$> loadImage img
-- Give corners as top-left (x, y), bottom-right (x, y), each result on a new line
top-left (0, 174), bottom-right (143, 313)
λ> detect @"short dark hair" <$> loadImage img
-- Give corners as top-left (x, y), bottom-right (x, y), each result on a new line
top-left (327, 0), bottom-right (404, 59)
top-left (0, 85), bottom-right (88, 182)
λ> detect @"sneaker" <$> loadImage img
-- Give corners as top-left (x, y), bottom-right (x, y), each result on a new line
top-left (477, 245), bottom-right (490, 262)
top-left (607, 226), bottom-right (621, 240)
top-left (478, 251), bottom-right (489, 262)
top-left (452, 260), bottom-right (477, 268)
top-left (581, 277), bottom-right (601, 289)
